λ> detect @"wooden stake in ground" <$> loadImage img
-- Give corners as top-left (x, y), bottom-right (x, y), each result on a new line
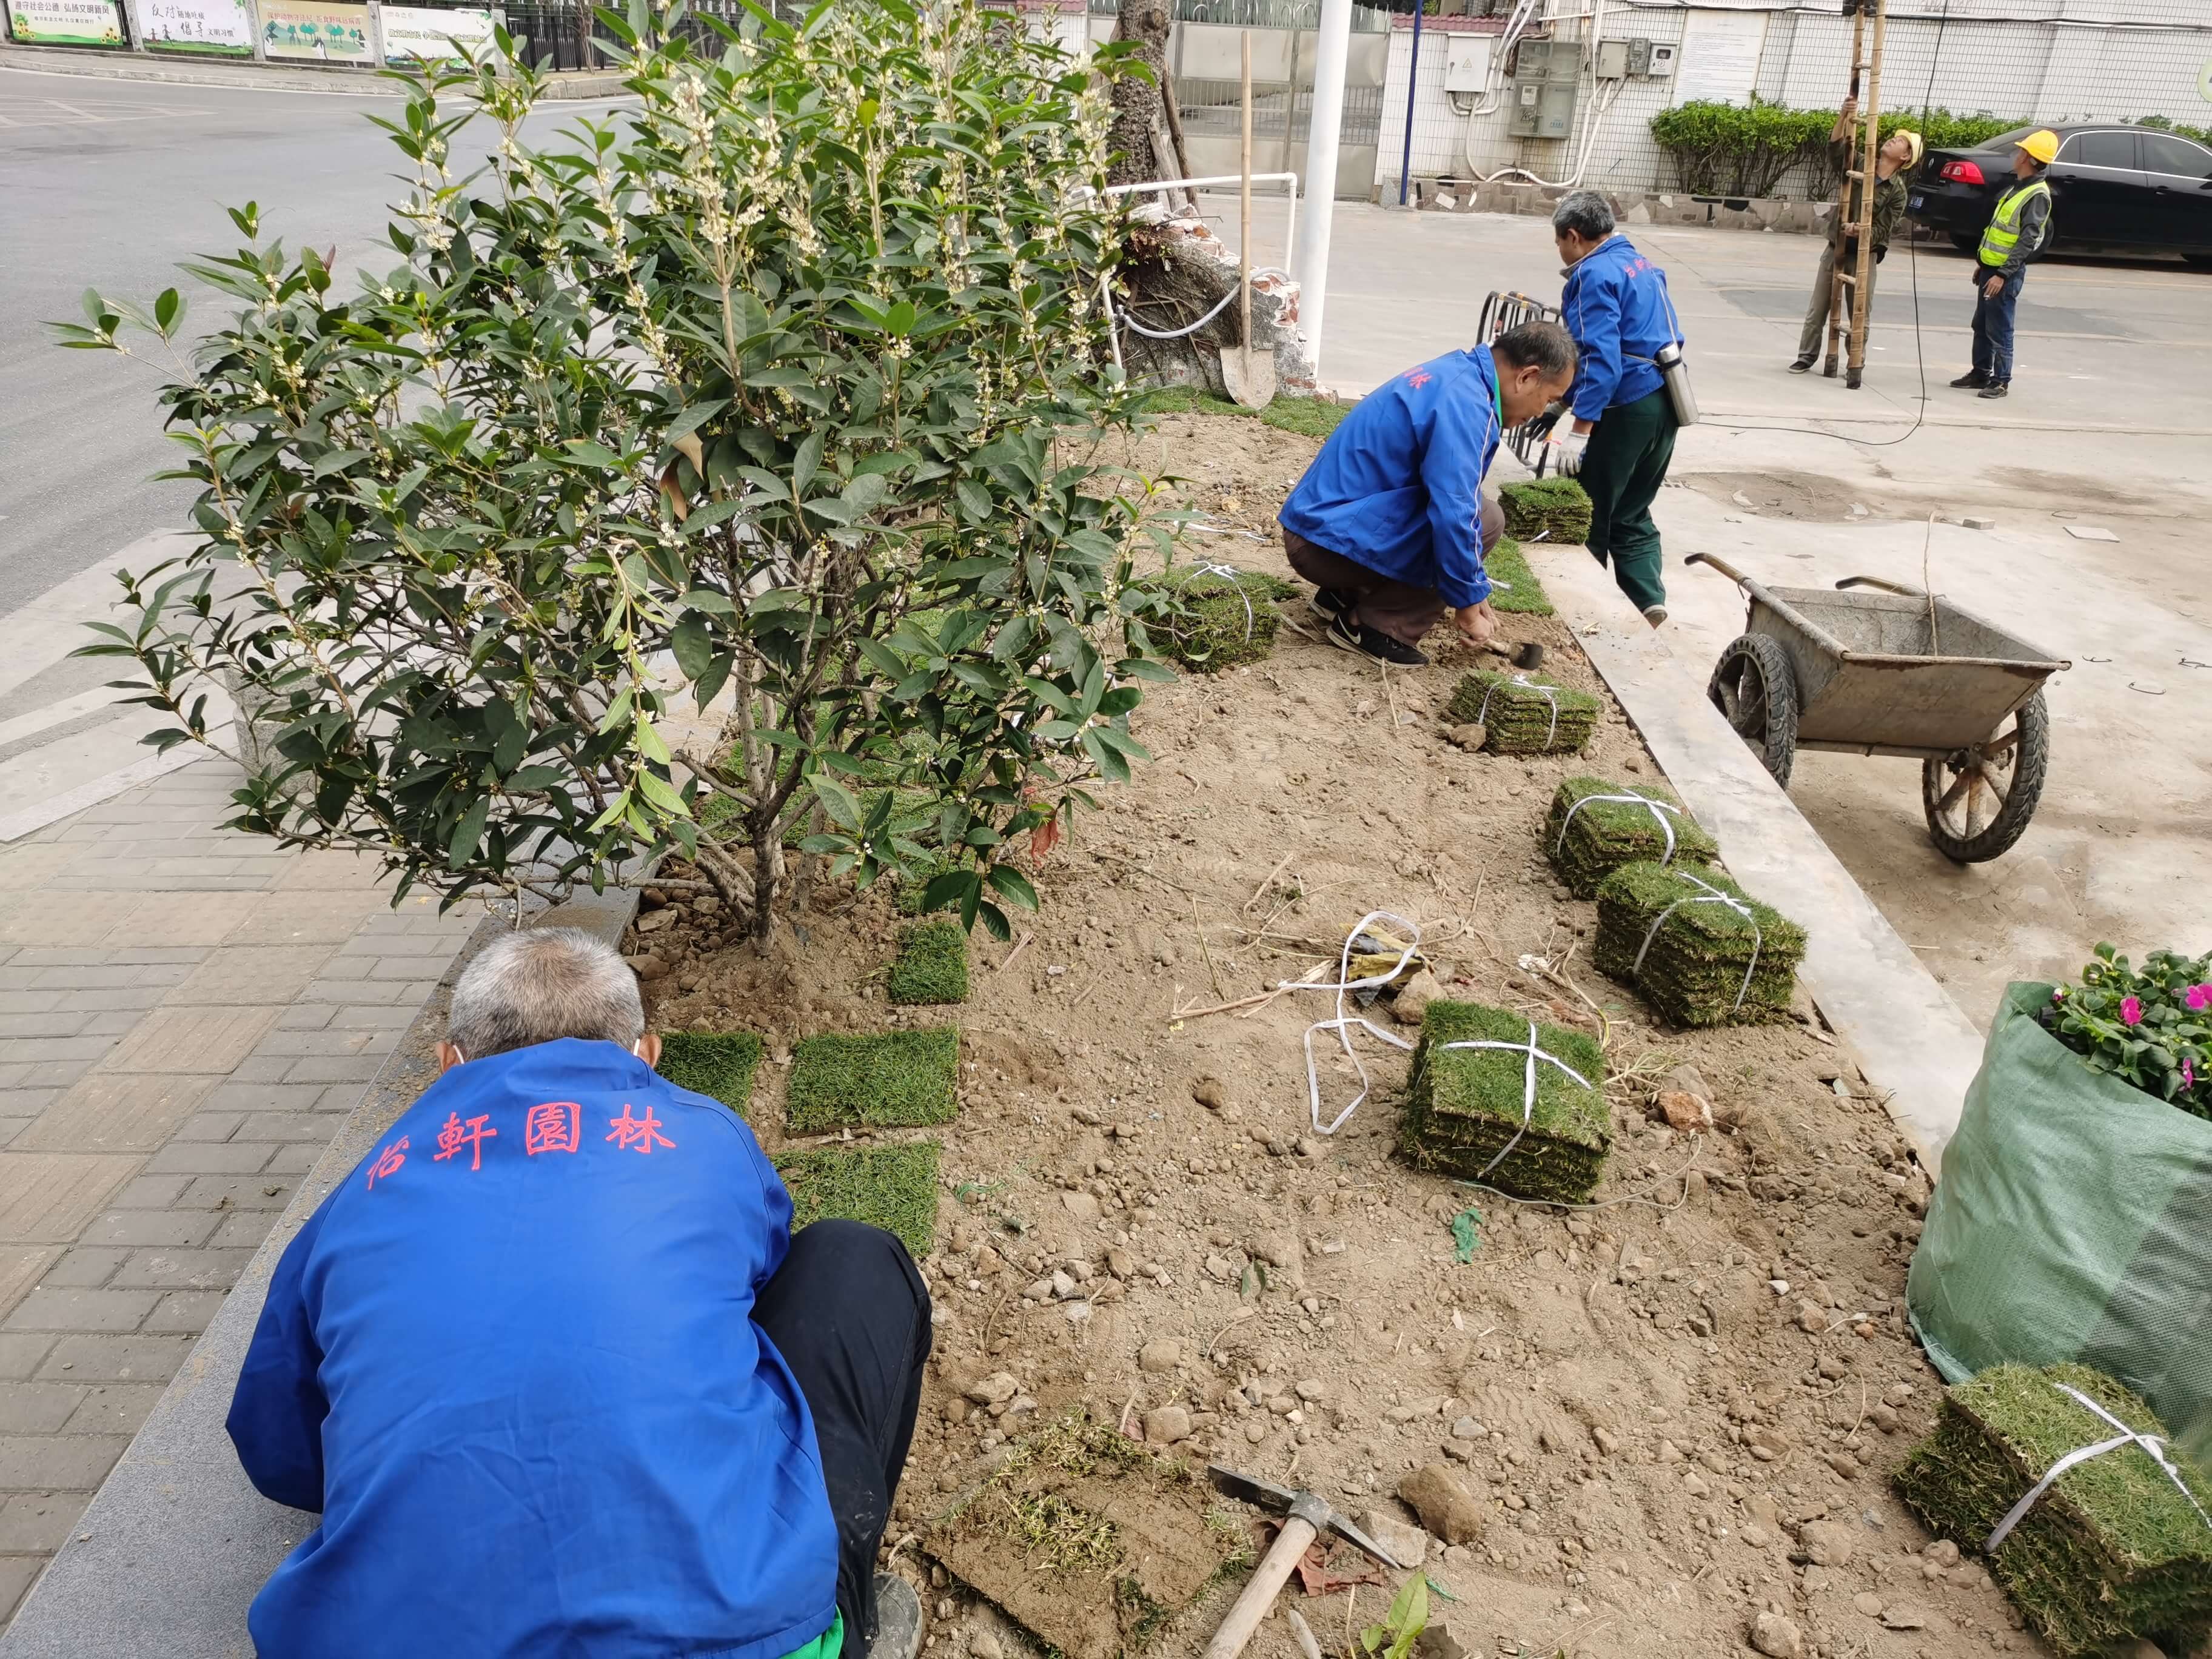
top-left (1220, 35), bottom-right (1277, 410)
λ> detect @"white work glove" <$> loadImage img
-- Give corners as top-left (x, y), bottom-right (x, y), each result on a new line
top-left (1547, 427), bottom-right (1589, 478)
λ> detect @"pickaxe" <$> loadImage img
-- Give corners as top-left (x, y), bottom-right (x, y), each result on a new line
top-left (1202, 1464), bottom-right (1404, 1659)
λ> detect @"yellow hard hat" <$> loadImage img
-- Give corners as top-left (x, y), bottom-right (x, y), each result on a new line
top-left (2014, 129), bottom-right (2059, 164)
top-left (1895, 129), bottom-right (1923, 167)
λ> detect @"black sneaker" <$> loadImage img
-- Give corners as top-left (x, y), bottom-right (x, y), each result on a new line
top-left (1977, 382), bottom-right (2009, 400)
top-left (1787, 357), bottom-right (1814, 374)
top-left (1309, 587), bottom-right (1354, 625)
top-left (1324, 612), bottom-right (1428, 667)
top-left (871, 1573), bottom-right (923, 1659)
top-left (1949, 371), bottom-right (1988, 389)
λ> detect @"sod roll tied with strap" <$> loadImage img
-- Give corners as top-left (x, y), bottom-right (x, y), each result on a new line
top-left (1594, 861), bottom-right (1806, 1027)
top-left (1894, 1363), bottom-right (2212, 1657)
top-left (1499, 478), bottom-right (1593, 545)
top-left (1401, 999), bottom-right (1610, 1201)
top-left (1135, 564), bottom-right (1296, 673)
top-left (1447, 670), bottom-right (1601, 757)
top-left (1544, 776), bottom-right (1720, 899)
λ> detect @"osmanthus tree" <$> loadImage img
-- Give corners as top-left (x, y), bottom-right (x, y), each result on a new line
top-left (58, 0), bottom-right (1177, 943)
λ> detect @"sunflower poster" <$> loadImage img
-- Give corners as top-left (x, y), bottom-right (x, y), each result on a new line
top-left (3, 0), bottom-right (126, 45)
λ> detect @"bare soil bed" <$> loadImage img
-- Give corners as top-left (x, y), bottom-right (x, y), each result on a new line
top-left (632, 412), bottom-right (2051, 1659)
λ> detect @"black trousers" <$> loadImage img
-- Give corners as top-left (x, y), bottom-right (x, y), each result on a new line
top-left (753, 1221), bottom-right (933, 1657)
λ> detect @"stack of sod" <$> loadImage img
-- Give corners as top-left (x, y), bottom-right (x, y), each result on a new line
top-left (655, 1031), bottom-right (766, 1117)
top-left (1446, 670), bottom-right (1601, 756)
top-left (1482, 536), bottom-right (1555, 617)
top-left (1499, 477), bottom-right (1593, 545)
top-left (1136, 565), bottom-right (1296, 672)
top-left (888, 919), bottom-right (970, 1005)
top-left (788, 1025), bottom-right (960, 1132)
top-left (1543, 776), bottom-right (1720, 899)
top-left (1399, 999), bottom-right (1610, 1201)
top-left (773, 1142), bottom-right (941, 1259)
top-left (1894, 1363), bottom-right (2212, 1657)
top-left (1592, 862), bottom-right (1806, 1027)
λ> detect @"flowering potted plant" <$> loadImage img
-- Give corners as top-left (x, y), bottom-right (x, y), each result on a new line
top-left (2037, 945), bottom-right (2212, 1122)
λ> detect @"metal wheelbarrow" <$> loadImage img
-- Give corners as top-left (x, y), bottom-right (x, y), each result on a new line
top-left (1685, 554), bottom-right (2070, 864)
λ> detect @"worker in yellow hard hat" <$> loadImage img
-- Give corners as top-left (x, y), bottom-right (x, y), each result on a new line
top-left (1952, 129), bottom-right (2057, 400)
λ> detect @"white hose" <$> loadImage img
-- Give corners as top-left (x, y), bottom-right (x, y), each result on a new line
top-left (1117, 267), bottom-right (1292, 341)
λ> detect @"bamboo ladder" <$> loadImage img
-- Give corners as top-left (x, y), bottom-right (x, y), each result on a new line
top-left (1823, 0), bottom-right (1891, 388)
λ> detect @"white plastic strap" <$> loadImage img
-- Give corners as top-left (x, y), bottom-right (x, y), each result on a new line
top-left (1983, 1383), bottom-right (2212, 1554)
top-left (1290, 910), bottom-right (1426, 1136)
top-left (1554, 791), bottom-right (1683, 865)
top-left (1435, 1020), bottom-right (1594, 1179)
top-left (1174, 561), bottom-right (1255, 642)
top-left (1473, 674), bottom-right (1560, 748)
top-left (1631, 870), bottom-right (1762, 1013)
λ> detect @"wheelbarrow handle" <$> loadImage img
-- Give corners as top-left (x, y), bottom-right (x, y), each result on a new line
top-left (1835, 575), bottom-right (1926, 597)
top-left (1684, 552), bottom-right (1750, 585)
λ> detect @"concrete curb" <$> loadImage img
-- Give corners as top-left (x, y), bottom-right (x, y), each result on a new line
top-left (0, 43), bottom-right (629, 98)
top-left (1526, 539), bottom-right (1983, 1176)
top-left (1389, 176), bottom-right (1839, 239)
top-left (0, 886), bottom-right (642, 1657)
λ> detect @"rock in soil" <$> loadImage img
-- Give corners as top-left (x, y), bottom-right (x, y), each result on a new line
top-left (1749, 1612), bottom-right (1805, 1657)
top-left (1359, 1507), bottom-right (1430, 1569)
top-left (1390, 969), bottom-right (1446, 1027)
top-left (1398, 1463), bottom-right (1484, 1545)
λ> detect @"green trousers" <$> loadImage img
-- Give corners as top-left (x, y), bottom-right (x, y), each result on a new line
top-left (1580, 387), bottom-right (1677, 612)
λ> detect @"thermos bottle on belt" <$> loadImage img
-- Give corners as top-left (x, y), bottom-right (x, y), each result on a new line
top-left (1655, 341), bottom-right (1699, 427)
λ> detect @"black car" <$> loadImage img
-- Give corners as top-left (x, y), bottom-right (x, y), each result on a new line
top-left (1910, 123), bottom-right (2212, 266)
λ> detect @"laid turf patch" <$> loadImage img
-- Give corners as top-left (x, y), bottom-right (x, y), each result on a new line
top-left (1895, 1363), bottom-right (2212, 1657)
top-left (787, 1026), bottom-right (960, 1132)
top-left (890, 919), bottom-right (971, 1005)
top-left (1135, 565), bottom-right (1296, 673)
top-left (1483, 535), bottom-right (1555, 617)
top-left (774, 1141), bottom-right (941, 1259)
top-left (926, 1413), bottom-right (1248, 1659)
top-left (1400, 998), bottom-right (1610, 1201)
top-left (1500, 477), bottom-right (1593, 545)
top-left (1446, 670), bottom-right (1601, 756)
top-left (1593, 861), bottom-right (1806, 1027)
top-left (1544, 776), bottom-right (1720, 899)
top-left (656, 1030), bottom-right (765, 1117)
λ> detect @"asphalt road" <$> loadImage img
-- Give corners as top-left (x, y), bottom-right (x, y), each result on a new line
top-left (0, 65), bottom-right (631, 631)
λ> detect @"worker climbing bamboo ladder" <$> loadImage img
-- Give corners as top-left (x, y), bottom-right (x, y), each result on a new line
top-left (1824, 0), bottom-right (1891, 388)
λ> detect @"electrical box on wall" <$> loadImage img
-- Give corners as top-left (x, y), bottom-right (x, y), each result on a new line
top-left (1625, 36), bottom-right (1654, 75)
top-left (1507, 36), bottom-right (1581, 138)
top-left (1594, 38), bottom-right (1629, 80)
top-left (1443, 34), bottom-right (1493, 93)
top-left (1644, 40), bottom-right (1678, 76)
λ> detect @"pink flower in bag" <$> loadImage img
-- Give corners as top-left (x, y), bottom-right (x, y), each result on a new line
top-left (2186, 984), bottom-right (2212, 1013)
top-left (2120, 995), bottom-right (2143, 1026)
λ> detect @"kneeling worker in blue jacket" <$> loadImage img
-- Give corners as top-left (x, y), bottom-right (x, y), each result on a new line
top-left (228, 926), bottom-right (930, 1659)
top-left (1278, 320), bottom-right (1577, 666)
top-left (1549, 190), bottom-right (1684, 626)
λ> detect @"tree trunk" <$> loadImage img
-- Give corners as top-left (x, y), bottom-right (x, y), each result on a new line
top-left (1107, 0), bottom-right (1174, 189)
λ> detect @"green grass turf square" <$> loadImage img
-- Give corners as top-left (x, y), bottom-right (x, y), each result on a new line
top-left (1482, 536), bottom-right (1555, 616)
top-left (773, 1141), bottom-right (941, 1259)
top-left (656, 1030), bottom-right (765, 1117)
top-left (787, 1025), bottom-right (960, 1132)
top-left (888, 919), bottom-right (971, 1005)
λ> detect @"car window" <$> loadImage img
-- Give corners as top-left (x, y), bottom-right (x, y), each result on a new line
top-left (2059, 130), bottom-right (2137, 168)
top-left (2140, 134), bottom-right (2212, 178)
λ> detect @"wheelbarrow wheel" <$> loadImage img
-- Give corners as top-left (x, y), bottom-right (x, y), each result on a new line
top-left (1708, 634), bottom-right (1798, 787)
top-left (1922, 691), bottom-right (2049, 863)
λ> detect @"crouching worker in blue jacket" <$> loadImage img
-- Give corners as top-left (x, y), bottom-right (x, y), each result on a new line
top-left (227, 925), bottom-right (931, 1659)
top-left (1549, 190), bottom-right (1684, 626)
top-left (1278, 320), bottom-right (1577, 667)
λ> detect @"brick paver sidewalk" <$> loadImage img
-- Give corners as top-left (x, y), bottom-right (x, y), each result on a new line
top-left (0, 757), bottom-right (478, 1622)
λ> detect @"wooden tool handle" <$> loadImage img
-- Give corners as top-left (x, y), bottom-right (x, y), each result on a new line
top-left (1204, 1514), bottom-right (1316, 1659)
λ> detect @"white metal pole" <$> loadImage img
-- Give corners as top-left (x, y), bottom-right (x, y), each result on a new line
top-left (1294, 0), bottom-right (1353, 377)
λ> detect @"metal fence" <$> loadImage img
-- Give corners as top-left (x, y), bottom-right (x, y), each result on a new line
top-left (1089, 0), bottom-right (1389, 32)
top-left (1174, 75), bottom-right (1382, 146)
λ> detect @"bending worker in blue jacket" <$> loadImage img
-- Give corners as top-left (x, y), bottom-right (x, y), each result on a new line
top-left (227, 925), bottom-right (930, 1659)
top-left (1278, 320), bottom-right (1577, 667)
top-left (1548, 191), bottom-right (1683, 626)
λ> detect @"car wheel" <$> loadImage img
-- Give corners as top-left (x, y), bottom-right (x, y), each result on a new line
top-left (1948, 230), bottom-right (1979, 254)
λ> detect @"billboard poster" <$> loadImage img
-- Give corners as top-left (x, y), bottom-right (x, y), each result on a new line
top-left (3, 0), bottom-right (126, 44)
top-left (380, 2), bottom-right (491, 64)
top-left (139, 0), bottom-right (252, 53)
top-left (256, 0), bottom-right (370, 59)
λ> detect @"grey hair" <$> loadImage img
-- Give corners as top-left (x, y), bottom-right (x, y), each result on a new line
top-left (1551, 190), bottom-right (1616, 243)
top-left (447, 927), bottom-right (645, 1059)
top-left (1493, 319), bottom-right (1578, 382)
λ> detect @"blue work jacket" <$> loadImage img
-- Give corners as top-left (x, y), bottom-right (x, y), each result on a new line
top-left (1562, 234), bottom-right (1679, 421)
top-left (1278, 345), bottom-right (1503, 609)
top-left (226, 1038), bottom-right (837, 1659)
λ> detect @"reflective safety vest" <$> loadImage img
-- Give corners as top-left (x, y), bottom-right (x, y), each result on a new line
top-left (1978, 177), bottom-right (2051, 267)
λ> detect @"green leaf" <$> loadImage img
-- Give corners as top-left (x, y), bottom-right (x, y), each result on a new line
top-left (670, 613), bottom-right (714, 680)
top-left (447, 797), bottom-right (491, 867)
top-left (792, 430), bottom-right (824, 495)
top-left (563, 439), bottom-right (625, 469)
top-left (984, 865), bottom-right (1038, 910)
top-left (813, 775), bottom-right (862, 830)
